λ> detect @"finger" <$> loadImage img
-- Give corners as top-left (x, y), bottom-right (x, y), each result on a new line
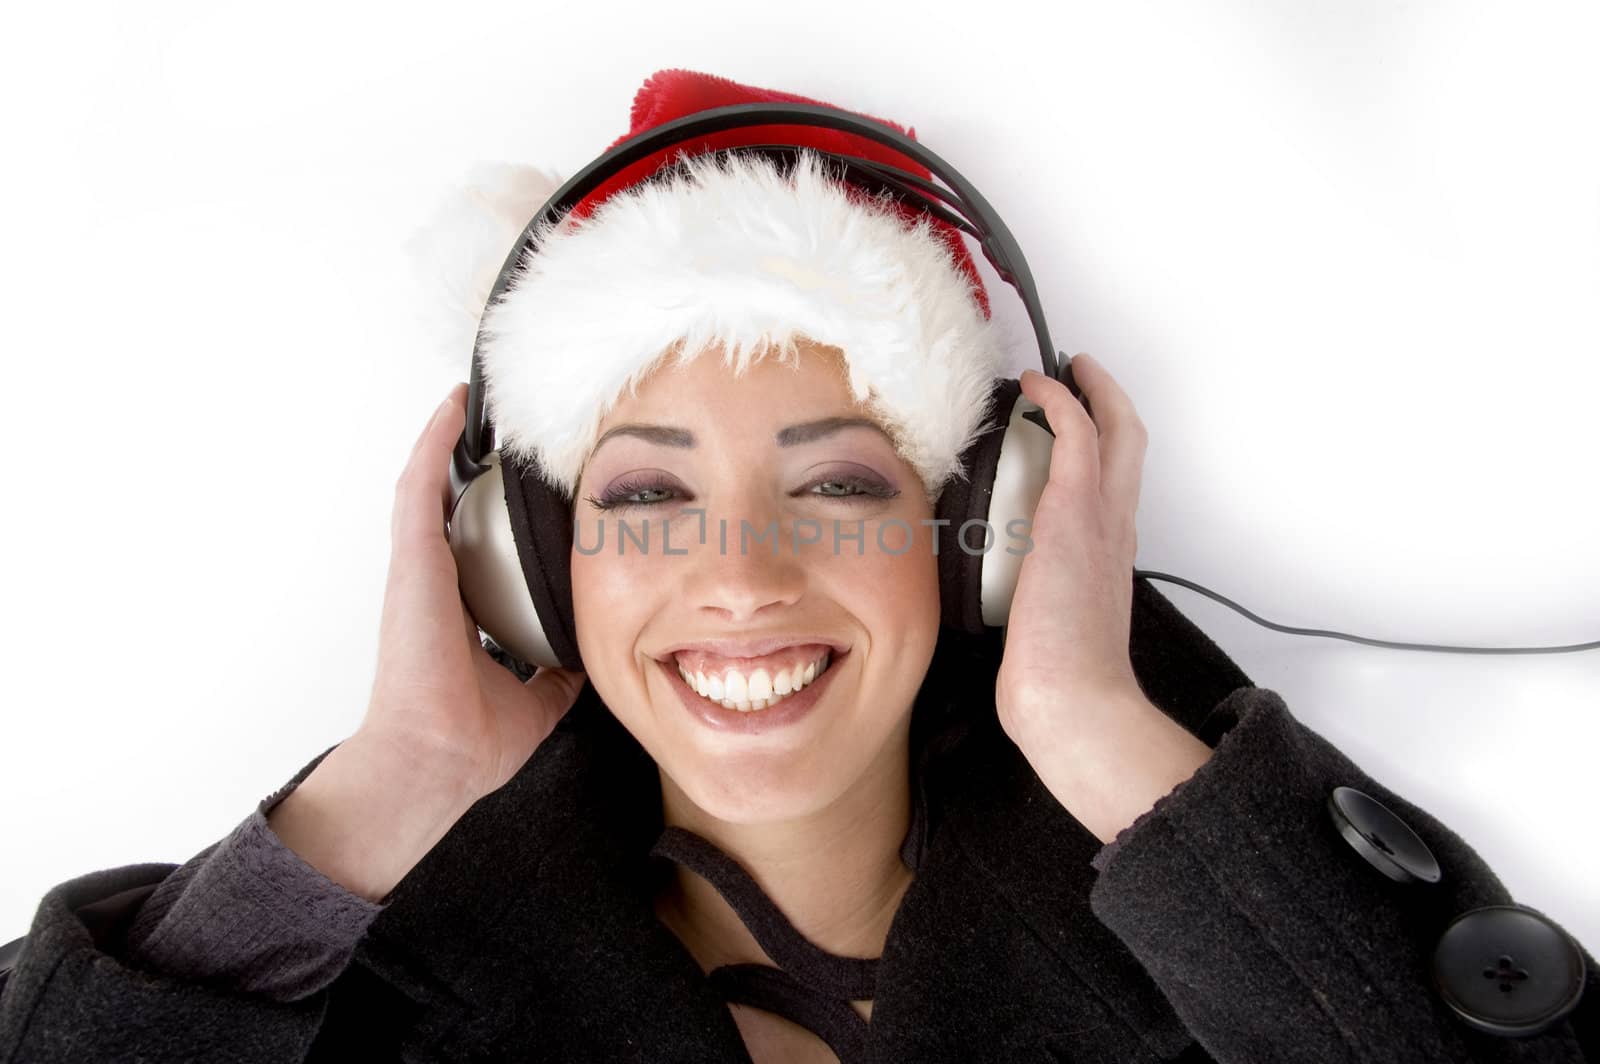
top-left (528, 664), bottom-right (586, 694)
top-left (393, 383), bottom-right (468, 555)
top-left (461, 589), bottom-right (483, 649)
top-left (381, 384), bottom-right (476, 676)
top-left (405, 383), bottom-right (460, 467)
top-left (526, 666), bottom-right (589, 720)
top-left (1064, 354), bottom-right (1148, 523)
top-left (1030, 358), bottom-right (1145, 524)
top-left (1020, 367), bottom-right (1099, 500)
top-left (431, 385), bottom-right (488, 653)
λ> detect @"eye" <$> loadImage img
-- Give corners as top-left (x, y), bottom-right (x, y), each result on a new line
top-left (583, 472), bottom-right (900, 511)
top-left (813, 479), bottom-right (858, 497)
top-left (803, 475), bottom-right (899, 502)
top-left (585, 475), bottom-right (681, 511)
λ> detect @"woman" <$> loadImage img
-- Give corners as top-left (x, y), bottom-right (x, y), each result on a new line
top-left (2, 69), bottom-right (1594, 1063)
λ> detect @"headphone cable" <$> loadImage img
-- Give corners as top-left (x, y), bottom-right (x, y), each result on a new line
top-left (1134, 570), bottom-right (1600, 655)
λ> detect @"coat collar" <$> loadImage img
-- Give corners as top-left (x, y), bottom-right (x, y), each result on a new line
top-left (354, 686), bottom-right (751, 1058)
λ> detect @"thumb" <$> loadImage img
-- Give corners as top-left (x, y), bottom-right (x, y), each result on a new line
top-left (526, 664), bottom-right (587, 710)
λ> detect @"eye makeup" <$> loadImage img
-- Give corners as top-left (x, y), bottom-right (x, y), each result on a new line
top-left (584, 467), bottom-right (899, 513)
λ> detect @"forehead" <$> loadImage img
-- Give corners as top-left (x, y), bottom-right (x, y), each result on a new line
top-left (582, 337), bottom-right (919, 480)
top-left (605, 337), bottom-right (864, 421)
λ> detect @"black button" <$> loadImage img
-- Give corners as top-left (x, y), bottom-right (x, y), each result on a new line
top-left (1432, 905), bottom-right (1587, 1038)
top-left (1326, 786), bottom-right (1442, 885)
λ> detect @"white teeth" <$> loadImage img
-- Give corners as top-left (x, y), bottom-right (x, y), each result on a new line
top-left (675, 649), bottom-right (836, 713)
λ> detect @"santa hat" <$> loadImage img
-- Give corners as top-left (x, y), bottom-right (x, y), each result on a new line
top-left (404, 68), bottom-right (1018, 504)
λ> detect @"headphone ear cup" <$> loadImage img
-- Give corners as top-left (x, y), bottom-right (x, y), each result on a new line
top-left (933, 377), bottom-right (1056, 632)
top-left (979, 385), bottom-right (1056, 627)
top-left (935, 378), bottom-right (1020, 633)
top-left (499, 452), bottom-right (584, 670)
top-left (447, 449), bottom-right (582, 671)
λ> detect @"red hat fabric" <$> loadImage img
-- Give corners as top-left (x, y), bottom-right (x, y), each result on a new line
top-left (572, 68), bottom-right (992, 320)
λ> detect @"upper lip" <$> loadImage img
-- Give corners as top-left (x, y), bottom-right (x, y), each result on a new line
top-left (655, 635), bottom-right (851, 661)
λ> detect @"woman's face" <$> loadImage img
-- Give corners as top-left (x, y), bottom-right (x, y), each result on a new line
top-left (570, 340), bottom-right (941, 824)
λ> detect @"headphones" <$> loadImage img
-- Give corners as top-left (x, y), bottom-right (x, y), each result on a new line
top-left (444, 103), bottom-right (1599, 671)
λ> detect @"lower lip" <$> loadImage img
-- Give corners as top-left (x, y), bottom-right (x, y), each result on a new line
top-left (657, 651), bottom-right (848, 735)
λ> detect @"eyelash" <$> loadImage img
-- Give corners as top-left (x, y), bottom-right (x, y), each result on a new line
top-left (584, 474), bottom-right (899, 512)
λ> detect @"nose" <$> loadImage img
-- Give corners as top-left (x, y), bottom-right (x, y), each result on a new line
top-left (688, 507), bottom-right (807, 625)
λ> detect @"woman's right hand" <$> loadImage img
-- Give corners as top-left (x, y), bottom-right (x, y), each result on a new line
top-left (266, 383), bottom-right (585, 903)
top-left (358, 380), bottom-right (587, 802)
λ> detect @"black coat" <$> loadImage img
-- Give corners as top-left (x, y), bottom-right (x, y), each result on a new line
top-left (2, 576), bottom-right (1596, 1062)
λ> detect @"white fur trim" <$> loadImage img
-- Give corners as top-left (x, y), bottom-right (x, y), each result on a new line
top-left (467, 149), bottom-right (1017, 503)
top-left (402, 161), bottom-right (568, 373)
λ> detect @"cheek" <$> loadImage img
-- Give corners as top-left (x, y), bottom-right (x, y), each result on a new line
top-left (815, 516), bottom-right (942, 622)
top-left (569, 546), bottom-right (659, 660)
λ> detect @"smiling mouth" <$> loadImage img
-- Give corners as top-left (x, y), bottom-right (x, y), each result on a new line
top-left (669, 648), bottom-right (838, 712)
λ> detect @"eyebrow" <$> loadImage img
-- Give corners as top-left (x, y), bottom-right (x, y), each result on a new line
top-left (590, 416), bottom-right (893, 455)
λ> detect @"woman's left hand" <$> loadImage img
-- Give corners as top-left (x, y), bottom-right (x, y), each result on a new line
top-left (994, 352), bottom-right (1149, 737)
top-left (994, 354), bottom-right (1213, 843)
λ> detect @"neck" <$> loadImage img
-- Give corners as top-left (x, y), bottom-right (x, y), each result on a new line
top-left (653, 725), bottom-right (917, 975)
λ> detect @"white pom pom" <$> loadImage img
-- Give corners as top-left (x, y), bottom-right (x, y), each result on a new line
top-left (402, 161), bottom-right (567, 373)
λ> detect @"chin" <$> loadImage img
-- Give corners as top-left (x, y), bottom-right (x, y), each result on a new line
top-left (664, 742), bottom-right (850, 825)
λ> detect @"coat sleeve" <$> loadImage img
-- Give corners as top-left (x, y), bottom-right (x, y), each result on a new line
top-left (0, 742), bottom-right (382, 1063)
top-left (1086, 684), bottom-right (1598, 1064)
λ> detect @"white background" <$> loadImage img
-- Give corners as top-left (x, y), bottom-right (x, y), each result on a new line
top-left (2, 0), bottom-right (1596, 956)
